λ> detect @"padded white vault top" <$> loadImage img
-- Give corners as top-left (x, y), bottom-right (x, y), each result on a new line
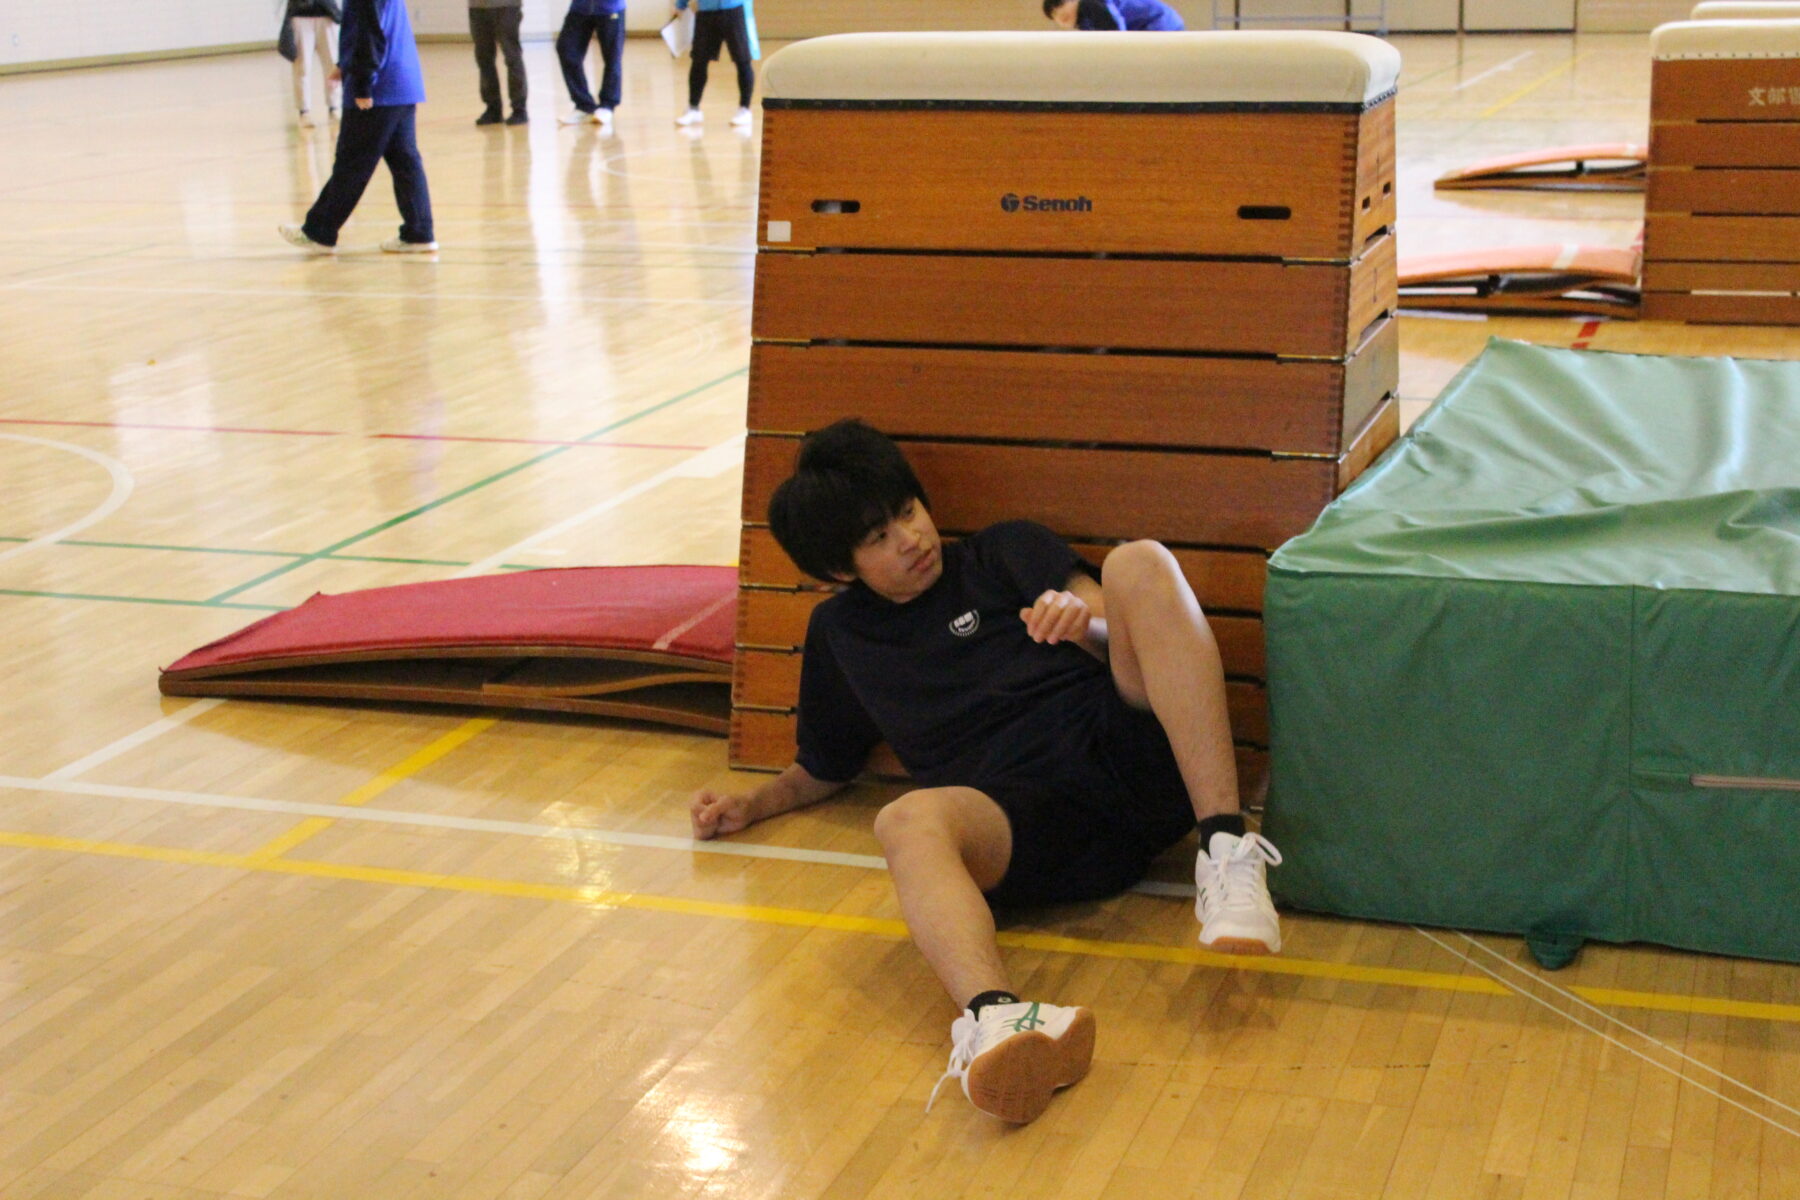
top-left (762, 32), bottom-right (1401, 107)
top-left (1653, 18), bottom-right (1800, 56)
top-left (1691, 1), bottom-right (1800, 17)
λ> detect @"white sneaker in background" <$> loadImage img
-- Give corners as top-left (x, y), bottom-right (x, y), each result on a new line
top-left (730, 106), bottom-right (753, 127)
top-left (675, 107), bottom-right (704, 127)
top-left (298, 109), bottom-right (316, 128)
top-left (1194, 830), bottom-right (1283, 954)
top-left (560, 107), bottom-right (597, 126)
top-left (277, 224), bottom-right (334, 254)
top-left (926, 1001), bottom-right (1095, 1124)
top-left (380, 236), bottom-right (439, 253)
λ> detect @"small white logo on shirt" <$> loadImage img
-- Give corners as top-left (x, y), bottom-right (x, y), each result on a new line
top-left (949, 610), bottom-right (980, 637)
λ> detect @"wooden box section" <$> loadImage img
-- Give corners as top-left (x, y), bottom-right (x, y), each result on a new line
top-left (1650, 123), bottom-right (1800, 169)
top-left (737, 587), bottom-right (1270, 678)
top-left (752, 235), bottom-right (1398, 359)
top-left (1641, 261), bottom-right (1800, 293)
top-left (1644, 216), bottom-right (1800, 264)
top-left (740, 526), bottom-right (1270, 612)
top-left (1646, 169), bottom-right (1800, 216)
top-left (734, 646), bottom-right (1269, 743)
top-left (742, 399), bottom-right (1399, 552)
top-left (1651, 58), bottom-right (1800, 123)
top-left (748, 319), bottom-right (1397, 457)
top-left (757, 103), bottom-right (1395, 260)
top-left (1641, 292), bottom-right (1800, 323)
top-left (729, 708), bottom-right (1272, 799)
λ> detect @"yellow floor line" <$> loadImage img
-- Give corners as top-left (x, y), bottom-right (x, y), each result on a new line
top-left (11, 825), bottom-right (1800, 1024)
top-left (245, 717), bottom-right (498, 861)
top-left (1479, 50), bottom-right (1589, 119)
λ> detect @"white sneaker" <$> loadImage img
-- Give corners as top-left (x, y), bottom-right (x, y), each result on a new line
top-left (380, 236), bottom-right (438, 253)
top-left (730, 106), bottom-right (753, 127)
top-left (277, 223), bottom-right (334, 254)
top-left (328, 107), bottom-right (341, 121)
top-left (560, 107), bottom-right (598, 126)
top-left (298, 109), bottom-right (316, 128)
top-left (675, 107), bottom-right (704, 127)
top-left (926, 1001), bottom-right (1094, 1124)
top-left (1194, 831), bottom-right (1283, 954)
top-left (596, 108), bottom-right (614, 132)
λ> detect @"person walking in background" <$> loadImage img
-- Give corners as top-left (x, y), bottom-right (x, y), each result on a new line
top-left (672, 0), bottom-right (757, 129)
top-left (556, 0), bottom-right (627, 131)
top-left (282, 0), bottom-right (343, 126)
top-left (279, 0), bottom-right (436, 254)
top-left (1044, 0), bottom-right (1187, 30)
top-left (469, 0), bottom-right (528, 126)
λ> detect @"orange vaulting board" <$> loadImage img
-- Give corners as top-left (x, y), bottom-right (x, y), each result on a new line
top-left (1397, 243), bottom-right (1642, 317)
top-left (1433, 143), bottom-right (1647, 192)
top-left (158, 567), bottom-right (738, 734)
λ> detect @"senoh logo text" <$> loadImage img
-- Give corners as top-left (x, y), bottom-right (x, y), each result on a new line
top-left (999, 193), bottom-right (1094, 213)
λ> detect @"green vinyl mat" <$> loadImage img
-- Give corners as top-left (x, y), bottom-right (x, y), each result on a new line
top-left (1261, 338), bottom-right (1800, 966)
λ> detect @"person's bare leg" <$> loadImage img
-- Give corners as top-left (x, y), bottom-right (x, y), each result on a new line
top-left (1099, 540), bottom-right (1240, 820)
top-left (876, 786), bottom-right (1097, 1122)
top-left (872, 785), bottom-right (1013, 1005)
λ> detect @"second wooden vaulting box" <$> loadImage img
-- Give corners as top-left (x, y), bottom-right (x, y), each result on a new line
top-left (733, 31), bottom-right (1403, 784)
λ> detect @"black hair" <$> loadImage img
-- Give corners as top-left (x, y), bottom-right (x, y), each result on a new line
top-left (767, 419), bottom-right (929, 583)
top-left (1042, 0), bottom-right (1074, 14)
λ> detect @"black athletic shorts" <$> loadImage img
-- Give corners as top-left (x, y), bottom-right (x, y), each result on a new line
top-left (977, 692), bottom-right (1196, 909)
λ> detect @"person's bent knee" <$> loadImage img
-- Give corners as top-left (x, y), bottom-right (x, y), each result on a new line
top-left (1102, 540), bottom-right (1187, 601)
top-left (873, 788), bottom-right (957, 851)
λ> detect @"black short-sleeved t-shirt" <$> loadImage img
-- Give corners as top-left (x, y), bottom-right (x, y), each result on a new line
top-left (794, 520), bottom-right (1115, 787)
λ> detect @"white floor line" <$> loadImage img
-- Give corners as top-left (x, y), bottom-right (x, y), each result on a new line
top-left (1455, 931), bottom-right (1800, 1124)
top-left (1411, 927), bottom-right (1800, 1141)
top-left (43, 699), bottom-right (223, 782)
top-left (1451, 51), bottom-right (1536, 92)
top-left (0, 434), bottom-right (135, 570)
top-left (0, 772), bottom-right (1195, 898)
top-left (455, 434), bottom-right (746, 578)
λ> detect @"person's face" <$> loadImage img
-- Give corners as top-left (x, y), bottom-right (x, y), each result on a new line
top-left (1049, 1), bottom-right (1079, 27)
top-left (841, 498), bottom-right (942, 604)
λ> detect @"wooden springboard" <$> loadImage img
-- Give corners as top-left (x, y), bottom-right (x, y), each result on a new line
top-left (1433, 143), bottom-right (1647, 192)
top-left (158, 567), bottom-right (739, 734)
top-left (1397, 244), bottom-right (1641, 317)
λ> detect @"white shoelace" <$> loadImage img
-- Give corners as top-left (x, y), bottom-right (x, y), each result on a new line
top-left (1204, 831), bottom-right (1283, 914)
top-left (925, 1012), bottom-right (980, 1112)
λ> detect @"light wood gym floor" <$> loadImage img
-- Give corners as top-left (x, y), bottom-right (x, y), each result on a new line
top-left (3, 32), bottom-right (1800, 1200)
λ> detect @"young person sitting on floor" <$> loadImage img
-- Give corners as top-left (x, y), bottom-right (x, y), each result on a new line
top-left (690, 419), bottom-right (1280, 1124)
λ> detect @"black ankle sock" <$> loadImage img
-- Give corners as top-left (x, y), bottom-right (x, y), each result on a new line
top-left (1197, 812), bottom-right (1248, 853)
top-left (966, 989), bottom-right (1020, 1017)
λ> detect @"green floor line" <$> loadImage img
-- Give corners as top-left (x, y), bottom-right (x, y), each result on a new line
top-left (204, 366), bottom-right (747, 606)
top-left (0, 589), bottom-right (284, 612)
top-left (0, 536), bottom-right (529, 572)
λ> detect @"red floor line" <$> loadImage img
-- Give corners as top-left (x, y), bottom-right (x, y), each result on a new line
top-left (368, 434), bottom-right (709, 450)
top-left (1571, 320), bottom-right (1602, 350)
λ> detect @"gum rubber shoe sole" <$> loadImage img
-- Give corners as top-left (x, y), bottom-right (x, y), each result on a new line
top-left (963, 1007), bottom-right (1096, 1124)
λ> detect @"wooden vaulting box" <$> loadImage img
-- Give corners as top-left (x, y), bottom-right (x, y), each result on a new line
top-left (1642, 20), bottom-right (1800, 324)
top-left (734, 31), bottom-right (1404, 780)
